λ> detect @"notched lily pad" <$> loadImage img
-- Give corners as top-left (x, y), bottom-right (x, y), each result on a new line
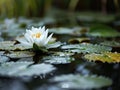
top-left (0, 41), bottom-right (30, 51)
top-left (42, 56), bottom-right (75, 64)
top-left (4, 51), bottom-right (35, 58)
top-left (61, 43), bottom-right (112, 54)
top-left (50, 74), bottom-right (112, 89)
top-left (84, 52), bottom-right (120, 63)
top-left (88, 24), bottom-right (120, 37)
top-left (0, 62), bottom-right (56, 77)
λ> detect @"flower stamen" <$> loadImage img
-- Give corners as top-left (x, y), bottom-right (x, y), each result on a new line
top-left (32, 33), bottom-right (41, 38)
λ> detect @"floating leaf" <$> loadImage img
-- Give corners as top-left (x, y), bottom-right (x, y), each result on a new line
top-left (42, 56), bottom-right (75, 64)
top-left (100, 40), bottom-right (120, 48)
top-left (68, 37), bottom-right (90, 44)
top-left (0, 55), bottom-right (10, 63)
top-left (52, 52), bottom-right (74, 56)
top-left (16, 63), bottom-right (56, 76)
top-left (46, 42), bottom-right (62, 49)
top-left (0, 62), bottom-right (56, 77)
top-left (17, 57), bottom-right (33, 62)
top-left (0, 41), bottom-right (30, 51)
top-left (0, 51), bottom-right (5, 55)
top-left (0, 62), bottom-right (33, 76)
top-left (88, 24), bottom-right (120, 37)
top-left (50, 28), bottom-right (74, 34)
top-left (61, 43), bottom-right (112, 54)
top-left (50, 74), bottom-right (112, 89)
top-left (49, 27), bottom-right (88, 35)
top-left (4, 51), bottom-right (35, 59)
top-left (84, 52), bottom-right (120, 63)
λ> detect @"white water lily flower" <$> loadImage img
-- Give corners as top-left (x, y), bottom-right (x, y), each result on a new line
top-left (17, 26), bottom-right (53, 48)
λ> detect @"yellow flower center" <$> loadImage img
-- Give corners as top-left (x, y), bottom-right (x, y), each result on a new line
top-left (32, 33), bottom-right (41, 38)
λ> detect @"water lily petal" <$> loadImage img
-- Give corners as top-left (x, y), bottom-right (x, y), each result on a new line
top-left (17, 26), bottom-right (53, 48)
top-left (45, 33), bottom-right (53, 45)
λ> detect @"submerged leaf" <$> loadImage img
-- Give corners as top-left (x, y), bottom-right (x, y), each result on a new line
top-left (77, 12), bottom-right (115, 23)
top-left (51, 74), bottom-right (112, 89)
top-left (4, 51), bottom-right (35, 58)
top-left (61, 43), bottom-right (112, 54)
top-left (42, 56), bottom-right (75, 64)
top-left (52, 52), bottom-right (74, 56)
top-left (84, 52), bottom-right (120, 63)
top-left (0, 62), bottom-right (56, 77)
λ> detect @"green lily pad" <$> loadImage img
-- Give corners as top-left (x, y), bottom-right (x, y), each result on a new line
top-left (0, 62), bottom-right (56, 77)
top-left (46, 42), bottom-right (62, 49)
top-left (0, 41), bottom-right (30, 51)
top-left (88, 24), bottom-right (120, 37)
top-left (52, 52), bottom-right (74, 56)
top-left (42, 56), bottom-right (75, 64)
top-left (100, 40), bottom-right (120, 48)
top-left (61, 43), bottom-right (112, 54)
top-left (49, 27), bottom-right (88, 35)
top-left (49, 28), bottom-right (74, 34)
top-left (4, 51), bottom-right (35, 59)
top-left (51, 74), bottom-right (112, 89)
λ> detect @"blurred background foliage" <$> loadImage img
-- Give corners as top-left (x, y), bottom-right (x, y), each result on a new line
top-left (0, 0), bottom-right (119, 18)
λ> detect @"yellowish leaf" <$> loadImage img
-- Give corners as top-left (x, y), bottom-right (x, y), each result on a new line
top-left (84, 52), bottom-right (120, 63)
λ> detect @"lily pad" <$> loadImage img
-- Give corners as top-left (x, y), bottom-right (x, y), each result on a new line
top-left (68, 37), bottom-right (90, 44)
top-left (84, 52), bottom-right (120, 63)
top-left (88, 24), bottom-right (120, 37)
top-left (0, 55), bottom-right (10, 63)
top-left (50, 74), bottom-right (112, 89)
top-left (0, 62), bottom-right (33, 76)
top-left (52, 52), bottom-right (74, 56)
top-left (61, 43), bottom-right (112, 54)
top-left (42, 56), bottom-right (75, 64)
top-left (46, 42), bottom-right (62, 49)
top-left (49, 28), bottom-right (74, 34)
top-left (49, 27), bottom-right (88, 35)
top-left (0, 41), bottom-right (30, 51)
top-left (0, 62), bottom-right (56, 77)
top-left (16, 63), bottom-right (56, 76)
top-left (4, 51), bottom-right (35, 59)
top-left (100, 40), bottom-right (120, 48)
